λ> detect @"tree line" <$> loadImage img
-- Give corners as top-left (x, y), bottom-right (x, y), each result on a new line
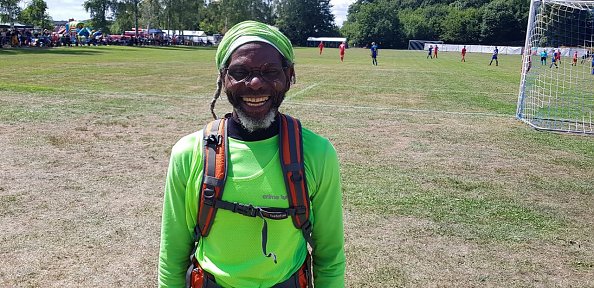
top-left (1, 0), bottom-right (531, 48)
top-left (342, 0), bottom-right (531, 48)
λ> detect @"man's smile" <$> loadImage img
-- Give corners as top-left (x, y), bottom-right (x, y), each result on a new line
top-left (243, 96), bottom-right (270, 107)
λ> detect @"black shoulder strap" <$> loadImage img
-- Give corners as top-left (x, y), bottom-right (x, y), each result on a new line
top-left (197, 118), bottom-right (228, 237)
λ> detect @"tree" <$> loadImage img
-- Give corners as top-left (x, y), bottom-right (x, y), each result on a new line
top-left (440, 7), bottom-right (482, 43)
top-left (84, 0), bottom-right (116, 33)
top-left (110, 0), bottom-right (135, 33)
top-left (480, 0), bottom-right (528, 45)
top-left (133, 0), bottom-right (138, 39)
top-left (18, 0), bottom-right (53, 29)
top-left (341, 0), bottom-right (404, 48)
top-left (178, 0), bottom-right (204, 31)
top-left (199, 1), bottom-right (222, 34)
top-left (275, 0), bottom-right (338, 46)
top-left (140, 0), bottom-right (164, 31)
top-left (449, 0), bottom-right (492, 9)
top-left (198, 0), bottom-right (274, 34)
top-left (0, 0), bottom-right (21, 27)
top-left (340, 0), bottom-right (530, 46)
top-left (418, 4), bottom-right (450, 40)
top-left (398, 8), bottom-right (434, 41)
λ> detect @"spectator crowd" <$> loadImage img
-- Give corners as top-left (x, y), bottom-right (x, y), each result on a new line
top-left (0, 27), bottom-right (216, 48)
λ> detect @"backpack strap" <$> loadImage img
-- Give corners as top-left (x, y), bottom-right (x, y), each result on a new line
top-left (279, 114), bottom-right (314, 249)
top-left (197, 118), bottom-right (228, 237)
top-left (195, 114), bottom-right (313, 248)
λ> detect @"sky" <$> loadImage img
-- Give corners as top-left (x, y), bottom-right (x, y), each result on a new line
top-left (42, 0), bottom-right (356, 26)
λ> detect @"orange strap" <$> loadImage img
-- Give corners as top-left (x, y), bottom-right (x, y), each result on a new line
top-left (197, 119), bottom-right (227, 237)
top-left (196, 115), bottom-right (312, 248)
top-left (279, 115), bottom-right (313, 247)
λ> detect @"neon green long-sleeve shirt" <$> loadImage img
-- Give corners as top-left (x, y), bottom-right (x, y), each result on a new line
top-left (158, 126), bottom-right (345, 288)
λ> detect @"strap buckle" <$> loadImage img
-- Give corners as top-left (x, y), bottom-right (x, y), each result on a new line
top-left (204, 134), bottom-right (222, 146)
top-left (234, 203), bottom-right (257, 217)
top-left (203, 188), bottom-right (216, 206)
top-left (290, 172), bottom-right (303, 182)
top-left (294, 205), bottom-right (307, 215)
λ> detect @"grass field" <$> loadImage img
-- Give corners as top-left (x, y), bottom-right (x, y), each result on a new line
top-left (1, 45), bottom-right (593, 287)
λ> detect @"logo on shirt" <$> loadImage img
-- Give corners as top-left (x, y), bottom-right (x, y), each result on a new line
top-left (262, 194), bottom-right (288, 200)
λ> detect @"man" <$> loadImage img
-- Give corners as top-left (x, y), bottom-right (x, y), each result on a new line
top-left (318, 41), bottom-right (324, 55)
top-left (540, 50), bottom-right (548, 65)
top-left (339, 41), bottom-right (346, 62)
top-left (580, 50), bottom-right (591, 64)
top-left (370, 42), bottom-right (379, 66)
top-left (572, 50), bottom-right (578, 66)
top-left (489, 46), bottom-right (499, 66)
top-left (433, 45), bottom-right (438, 58)
top-left (427, 45), bottom-right (433, 59)
top-left (158, 20), bottom-right (345, 288)
top-left (550, 50), bottom-right (558, 68)
top-left (461, 45), bottom-right (467, 62)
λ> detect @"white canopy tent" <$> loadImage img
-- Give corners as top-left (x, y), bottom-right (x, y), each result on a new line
top-left (306, 37), bottom-right (347, 48)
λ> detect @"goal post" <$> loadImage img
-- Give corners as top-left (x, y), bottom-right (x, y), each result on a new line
top-left (517, 0), bottom-right (594, 134)
top-left (407, 40), bottom-right (443, 50)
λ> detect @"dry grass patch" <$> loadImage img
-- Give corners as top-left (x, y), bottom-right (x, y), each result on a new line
top-left (345, 212), bottom-right (594, 287)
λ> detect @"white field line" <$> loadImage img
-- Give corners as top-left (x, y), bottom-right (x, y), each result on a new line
top-left (321, 83), bottom-right (517, 96)
top-left (285, 81), bottom-right (325, 100)
top-left (24, 83), bottom-right (514, 118)
top-left (285, 101), bottom-right (512, 118)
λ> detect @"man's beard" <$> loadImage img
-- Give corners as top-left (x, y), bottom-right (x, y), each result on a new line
top-left (235, 107), bottom-right (277, 132)
top-left (229, 91), bottom-right (285, 132)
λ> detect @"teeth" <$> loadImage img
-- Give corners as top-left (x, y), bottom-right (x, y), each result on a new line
top-left (243, 97), bottom-right (269, 106)
top-left (243, 97), bottom-right (269, 102)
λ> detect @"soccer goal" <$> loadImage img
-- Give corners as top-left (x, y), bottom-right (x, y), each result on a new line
top-left (517, 0), bottom-right (594, 134)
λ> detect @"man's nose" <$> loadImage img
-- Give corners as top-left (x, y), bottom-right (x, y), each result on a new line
top-left (245, 72), bottom-right (265, 90)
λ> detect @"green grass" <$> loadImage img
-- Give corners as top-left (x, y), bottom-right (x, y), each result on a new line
top-left (1, 45), bottom-right (593, 287)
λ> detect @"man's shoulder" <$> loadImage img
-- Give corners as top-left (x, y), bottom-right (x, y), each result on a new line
top-left (171, 130), bottom-right (202, 158)
top-left (301, 126), bottom-right (336, 156)
top-left (301, 127), bottom-right (329, 142)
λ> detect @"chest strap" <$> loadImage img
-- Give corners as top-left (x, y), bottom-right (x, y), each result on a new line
top-left (195, 114), bottom-right (313, 263)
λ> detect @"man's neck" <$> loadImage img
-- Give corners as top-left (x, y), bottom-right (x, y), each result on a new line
top-left (227, 114), bottom-right (280, 141)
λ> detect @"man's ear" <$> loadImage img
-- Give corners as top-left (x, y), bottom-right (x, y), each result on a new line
top-left (286, 65), bottom-right (296, 86)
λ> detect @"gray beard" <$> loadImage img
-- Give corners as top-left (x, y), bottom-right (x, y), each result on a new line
top-left (234, 108), bottom-right (278, 132)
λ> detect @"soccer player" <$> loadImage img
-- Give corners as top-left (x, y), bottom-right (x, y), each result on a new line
top-left (540, 50), bottom-right (547, 65)
top-left (318, 41), bottom-right (324, 55)
top-left (158, 20), bottom-right (345, 288)
top-left (550, 50), bottom-right (558, 68)
top-left (489, 46), bottom-right (499, 66)
top-left (591, 56), bottom-right (594, 74)
top-left (433, 45), bottom-right (438, 58)
top-left (339, 41), bottom-right (346, 62)
top-left (572, 50), bottom-right (578, 66)
top-left (370, 42), bottom-right (378, 66)
top-left (581, 50), bottom-right (591, 64)
top-left (555, 48), bottom-right (561, 64)
top-left (461, 45), bottom-right (467, 62)
top-left (427, 45), bottom-right (433, 59)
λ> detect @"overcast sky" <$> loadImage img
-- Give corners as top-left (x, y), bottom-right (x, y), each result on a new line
top-left (42, 0), bottom-right (355, 26)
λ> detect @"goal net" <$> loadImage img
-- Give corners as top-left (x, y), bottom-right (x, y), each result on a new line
top-left (517, 0), bottom-right (594, 134)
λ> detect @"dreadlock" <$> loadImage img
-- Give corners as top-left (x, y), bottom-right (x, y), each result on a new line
top-left (210, 72), bottom-right (224, 119)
